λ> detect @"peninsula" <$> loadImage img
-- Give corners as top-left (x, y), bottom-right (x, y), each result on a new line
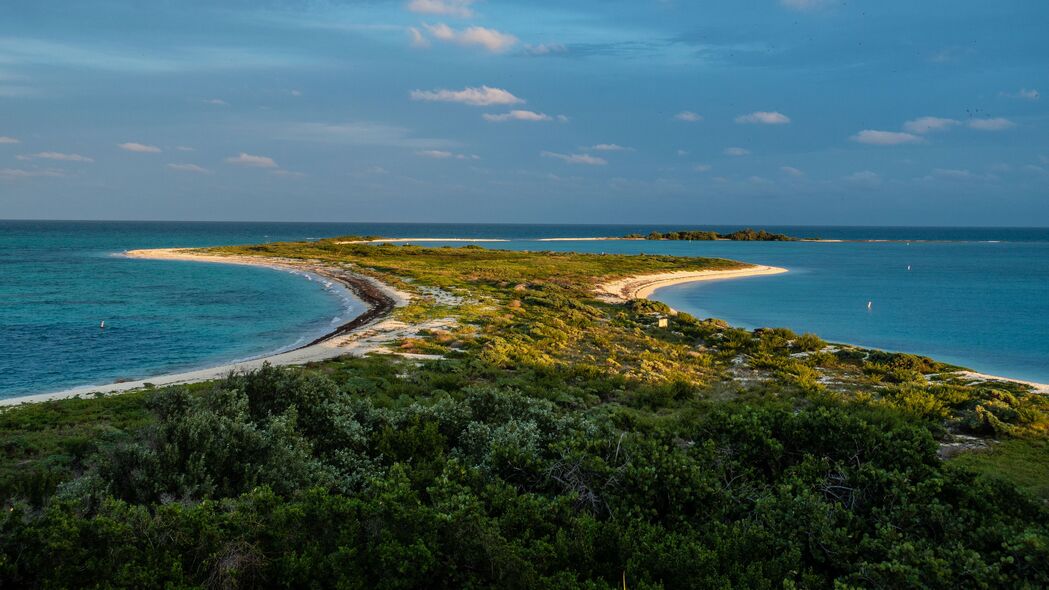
top-left (2, 238), bottom-right (1047, 588)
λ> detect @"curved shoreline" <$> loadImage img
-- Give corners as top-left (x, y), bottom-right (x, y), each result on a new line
top-left (595, 265), bottom-right (1049, 394)
top-left (0, 248), bottom-right (414, 407)
top-left (595, 265), bottom-right (789, 303)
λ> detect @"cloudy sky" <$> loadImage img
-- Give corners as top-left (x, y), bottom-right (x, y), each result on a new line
top-left (1, 0), bottom-right (1047, 225)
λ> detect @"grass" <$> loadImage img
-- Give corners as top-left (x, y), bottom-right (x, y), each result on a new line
top-left (952, 438), bottom-right (1049, 502)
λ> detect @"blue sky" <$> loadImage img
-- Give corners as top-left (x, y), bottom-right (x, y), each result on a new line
top-left (1, 0), bottom-right (1047, 225)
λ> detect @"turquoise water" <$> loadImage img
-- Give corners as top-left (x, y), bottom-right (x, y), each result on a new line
top-left (2, 221), bottom-right (1048, 398)
top-left (0, 221), bottom-right (363, 398)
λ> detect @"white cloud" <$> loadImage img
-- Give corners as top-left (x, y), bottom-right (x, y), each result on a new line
top-left (271, 169), bottom-right (306, 177)
top-left (0, 167), bottom-right (64, 179)
top-left (930, 168), bottom-right (974, 179)
top-left (735, 111), bottom-right (791, 125)
top-left (693, 164), bottom-right (711, 172)
top-left (780, 166), bottom-right (804, 177)
top-left (844, 170), bottom-right (881, 185)
top-left (176, 146), bottom-right (194, 152)
top-left (277, 121), bottom-right (453, 149)
top-left (556, 114), bottom-right (570, 123)
top-left (675, 111), bottom-right (702, 122)
top-left (408, 27), bottom-right (430, 48)
top-left (850, 130), bottom-right (923, 145)
top-left (0, 136), bottom-right (19, 144)
top-left (118, 142), bottom-right (161, 153)
top-left (541, 151), bottom-right (607, 166)
top-left (225, 153), bottom-right (277, 168)
top-left (1001, 88), bottom-right (1039, 101)
top-left (968, 118), bottom-right (1015, 131)
top-left (920, 168), bottom-right (999, 183)
top-left (902, 116), bottom-right (959, 134)
top-left (290, 89), bottom-right (302, 97)
top-left (204, 98), bottom-right (228, 106)
top-left (422, 23), bottom-right (518, 53)
top-left (525, 43), bottom-right (567, 56)
top-left (408, 0), bottom-right (475, 18)
top-left (588, 144), bottom-right (632, 152)
top-left (167, 163), bottom-right (210, 174)
top-left (723, 147), bottom-right (750, 156)
top-left (927, 46), bottom-right (973, 63)
top-left (410, 85), bottom-right (523, 106)
top-left (417, 150), bottom-right (453, 158)
top-left (416, 149), bottom-right (479, 160)
top-left (677, 149), bottom-right (689, 156)
top-left (17, 151), bottom-right (93, 162)
top-left (780, 0), bottom-right (832, 11)
top-left (483, 110), bottom-right (553, 122)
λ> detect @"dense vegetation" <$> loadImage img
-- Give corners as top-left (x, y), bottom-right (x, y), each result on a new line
top-left (627, 228), bottom-right (801, 241)
top-left (2, 239), bottom-right (1047, 588)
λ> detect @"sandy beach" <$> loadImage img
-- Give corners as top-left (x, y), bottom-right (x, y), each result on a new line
top-left (595, 265), bottom-right (789, 303)
top-left (955, 371), bottom-right (1049, 394)
top-left (0, 248), bottom-right (431, 406)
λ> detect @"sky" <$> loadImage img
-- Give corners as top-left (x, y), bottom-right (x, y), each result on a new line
top-left (1, 0), bottom-right (1047, 225)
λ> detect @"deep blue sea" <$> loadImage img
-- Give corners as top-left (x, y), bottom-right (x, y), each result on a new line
top-left (2, 221), bottom-right (1048, 399)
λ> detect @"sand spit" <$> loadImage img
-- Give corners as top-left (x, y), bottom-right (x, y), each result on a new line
top-left (595, 265), bottom-right (789, 303)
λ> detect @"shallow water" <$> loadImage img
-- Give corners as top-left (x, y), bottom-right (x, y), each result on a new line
top-left (0, 221), bottom-right (363, 398)
top-left (2, 221), bottom-right (1047, 398)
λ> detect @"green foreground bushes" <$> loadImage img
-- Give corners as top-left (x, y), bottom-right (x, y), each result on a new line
top-left (2, 363), bottom-right (1048, 589)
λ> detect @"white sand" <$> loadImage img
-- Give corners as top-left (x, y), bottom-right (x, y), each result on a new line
top-left (595, 265), bottom-right (789, 303)
top-left (0, 248), bottom-right (427, 407)
top-left (954, 371), bottom-right (1049, 394)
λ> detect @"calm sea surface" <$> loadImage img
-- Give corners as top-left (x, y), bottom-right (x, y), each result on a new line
top-left (2, 221), bottom-right (1048, 398)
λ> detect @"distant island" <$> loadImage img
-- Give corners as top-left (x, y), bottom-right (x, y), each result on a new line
top-left (626, 228), bottom-right (805, 241)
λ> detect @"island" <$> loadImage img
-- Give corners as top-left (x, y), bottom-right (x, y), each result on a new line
top-left (626, 228), bottom-right (804, 241)
top-left (2, 238), bottom-right (1046, 588)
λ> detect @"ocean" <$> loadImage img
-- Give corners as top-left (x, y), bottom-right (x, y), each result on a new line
top-left (2, 220), bottom-right (1048, 399)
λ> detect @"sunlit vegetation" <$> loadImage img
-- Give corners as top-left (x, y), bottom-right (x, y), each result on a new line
top-left (2, 239), bottom-right (1047, 587)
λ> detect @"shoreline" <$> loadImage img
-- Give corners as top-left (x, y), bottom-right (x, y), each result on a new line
top-left (335, 236), bottom-right (1013, 245)
top-left (337, 238), bottom-right (509, 244)
top-left (6, 250), bottom-right (1046, 405)
top-left (595, 265), bottom-right (1049, 394)
top-left (0, 248), bottom-right (417, 407)
top-left (595, 265), bottom-right (790, 303)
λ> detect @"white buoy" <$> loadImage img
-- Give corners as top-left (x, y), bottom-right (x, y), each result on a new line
top-left (907, 265), bottom-right (911, 271)
top-left (866, 301), bottom-right (872, 311)
top-left (100, 320), bottom-right (105, 329)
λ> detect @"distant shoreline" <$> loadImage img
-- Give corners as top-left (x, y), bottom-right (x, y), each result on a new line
top-left (337, 236), bottom-right (1007, 245)
top-left (0, 248), bottom-right (415, 406)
